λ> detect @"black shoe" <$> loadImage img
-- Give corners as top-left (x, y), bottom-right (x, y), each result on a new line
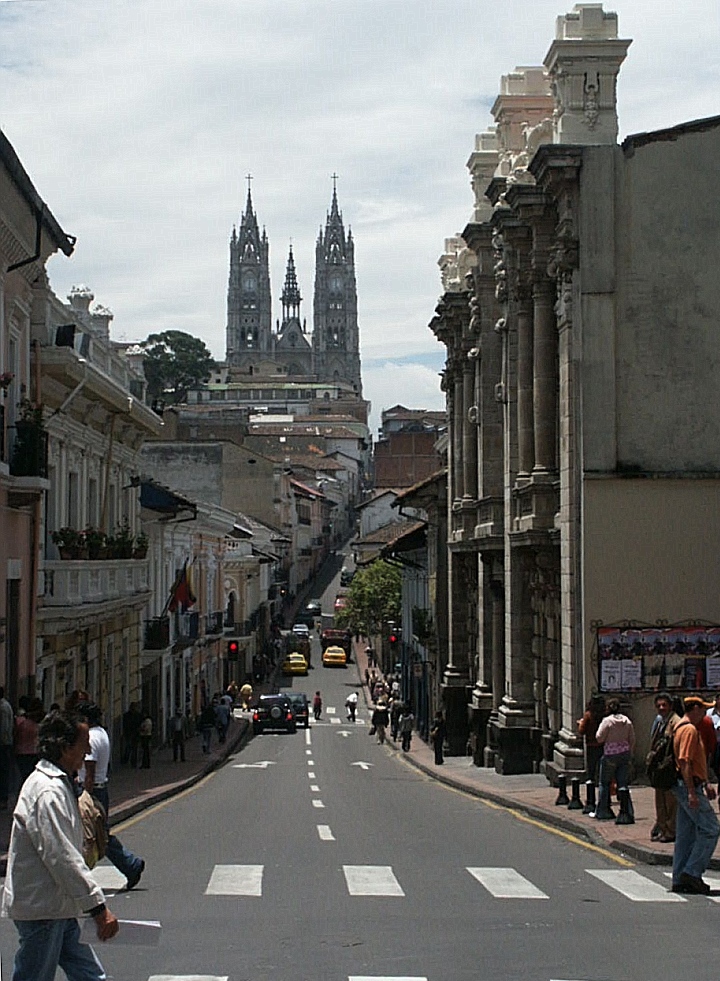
top-left (679, 872), bottom-right (711, 895)
top-left (126, 860), bottom-right (145, 891)
top-left (671, 882), bottom-right (692, 893)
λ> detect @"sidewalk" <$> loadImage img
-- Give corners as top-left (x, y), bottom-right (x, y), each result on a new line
top-left (352, 638), bottom-right (720, 871)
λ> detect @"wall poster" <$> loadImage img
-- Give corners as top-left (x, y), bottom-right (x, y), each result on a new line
top-left (596, 624), bottom-right (720, 693)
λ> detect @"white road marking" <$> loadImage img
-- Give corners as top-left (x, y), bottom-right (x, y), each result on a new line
top-left (343, 865), bottom-right (404, 896)
top-left (349, 977), bottom-right (426, 981)
top-left (232, 761), bottom-right (275, 769)
top-left (305, 749), bottom-right (312, 755)
top-left (307, 759), bottom-right (315, 766)
top-left (331, 717), bottom-right (341, 724)
top-left (308, 771), bottom-right (316, 778)
top-left (149, 977), bottom-right (229, 981)
top-left (311, 784), bottom-right (320, 791)
top-left (312, 799), bottom-right (325, 808)
top-left (351, 761), bottom-right (373, 770)
top-left (205, 865), bottom-right (263, 896)
top-left (305, 728), bottom-right (312, 745)
top-left (317, 824), bottom-right (335, 841)
top-left (327, 706), bottom-right (336, 714)
top-left (89, 864), bottom-right (127, 892)
top-left (662, 871), bottom-right (720, 901)
top-left (466, 867), bottom-right (548, 899)
top-left (587, 869), bottom-right (685, 902)
top-left (338, 730), bottom-right (352, 737)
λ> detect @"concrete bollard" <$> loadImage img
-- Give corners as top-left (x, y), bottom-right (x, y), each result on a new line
top-left (582, 780), bottom-right (596, 815)
top-left (615, 786), bottom-right (635, 825)
top-left (568, 776), bottom-right (583, 810)
top-left (555, 774), bottom-right (570, 806)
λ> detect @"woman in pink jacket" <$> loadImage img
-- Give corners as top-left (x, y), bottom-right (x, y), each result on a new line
top-left (595, 697), bottom-right (636, 820)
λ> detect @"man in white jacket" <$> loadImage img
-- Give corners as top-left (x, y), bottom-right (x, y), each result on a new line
top-left (1, 709), bottom-right (119, 980)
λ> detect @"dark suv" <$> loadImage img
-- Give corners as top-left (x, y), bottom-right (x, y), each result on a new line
top-left (282, 691), bottom-right (310, 729)
top-left (252, 694), bottom-right (296, 734)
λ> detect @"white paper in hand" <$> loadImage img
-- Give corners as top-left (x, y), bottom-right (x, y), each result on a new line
top-left (81, 918), bottom-right (162, 945)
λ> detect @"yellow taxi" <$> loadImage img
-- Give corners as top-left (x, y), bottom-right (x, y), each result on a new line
top-left (281, 652), bottom-right (309, 676)
top-left (322, 645), bottom-right (347, 668)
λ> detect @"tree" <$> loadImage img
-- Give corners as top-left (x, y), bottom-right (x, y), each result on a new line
top-left (335, 559), bottom-right (401, 638)
top-left (141, 330), bottom-right (215, 404)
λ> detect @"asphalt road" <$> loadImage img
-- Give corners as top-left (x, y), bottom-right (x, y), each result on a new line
top-left (4, 569), bottom-right (720, 980)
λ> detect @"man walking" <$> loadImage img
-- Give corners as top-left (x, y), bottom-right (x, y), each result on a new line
top-left (0, 685), bottom-right (14, 808)
top-left (79, 703), bottom-right (145, 891)
top-left (2, 709), bottom-right (119, 980)
top-left (648, 691), bottom-right (680, 842)
top-left (671, 695), bottom-right (720, 894)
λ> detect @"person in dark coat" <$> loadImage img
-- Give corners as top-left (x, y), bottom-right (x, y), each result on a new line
top-left (430, 710), bottom-right (446, 765)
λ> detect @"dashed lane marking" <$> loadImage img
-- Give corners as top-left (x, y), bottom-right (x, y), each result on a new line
top-left (312, 799), bottom-right (325, 808)
top-left (311, 784), bottom-right (320, 791)
top-left (317, 824), bottom-right (335, 841)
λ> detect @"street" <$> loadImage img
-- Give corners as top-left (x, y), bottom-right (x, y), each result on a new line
top-left (4, 638), bottom-right (720, 981)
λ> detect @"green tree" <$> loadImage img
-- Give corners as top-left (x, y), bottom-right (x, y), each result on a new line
top-left (141, 330), bottom-right (215, 404)
top-left (336, 559), bottom-right (401, 638)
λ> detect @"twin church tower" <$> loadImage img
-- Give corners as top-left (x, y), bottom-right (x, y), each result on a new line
top-left (225, 180), bottom-right (362, 397)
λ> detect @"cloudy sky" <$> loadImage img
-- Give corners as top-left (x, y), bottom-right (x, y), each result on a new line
top-left (1, 0), bottom-right (718, 434)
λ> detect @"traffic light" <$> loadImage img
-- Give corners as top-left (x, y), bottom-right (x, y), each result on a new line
top-left (389, 631), bottom-right (399, 649)
top-left (227, 640), bottom-right (239, 660)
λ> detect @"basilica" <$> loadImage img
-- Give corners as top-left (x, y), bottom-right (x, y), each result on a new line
top-left (225, 181), bottom-right (362, 397)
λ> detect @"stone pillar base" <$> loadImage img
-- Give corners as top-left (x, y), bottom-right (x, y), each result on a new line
top-left (469, 684), bottom-right (493, 767)
top-left (540, 727), bottom-right (585, 784)
top-left (441, 669), bottom-right (470, 756)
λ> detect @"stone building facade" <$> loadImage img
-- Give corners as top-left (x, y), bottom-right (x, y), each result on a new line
top-left (431, 3), bottom-right (720, 775)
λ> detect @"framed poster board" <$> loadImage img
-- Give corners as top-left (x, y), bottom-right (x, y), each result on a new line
top-left (596, 624), bottom-right (720, 693)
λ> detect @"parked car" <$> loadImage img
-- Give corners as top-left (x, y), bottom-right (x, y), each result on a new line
top-left (281, 652), bottom-right (309, 676)
top-left (340, 567), bottom-right (354, 587)
top-left (292, 623), bottom-right (310, 637)
top-left (282, 691), bottom-right (310, 728)
top-left (252, 694), bottom-right (296, 734)
top-left (322, 645), bottom-right (347, 668)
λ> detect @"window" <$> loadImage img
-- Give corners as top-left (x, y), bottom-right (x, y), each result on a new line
top-left (68, 472), bottom-right (80, 528)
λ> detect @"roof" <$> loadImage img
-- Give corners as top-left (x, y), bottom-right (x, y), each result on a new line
top-left (622, 114), bottom-right (720, 155)
top-left (393, 468), bottom-right (447, 505)
top-left (289, 477), bottom-right (326, 500)
top-left (354, 520), bottom-right (414, 546)
top-left (140, 479), bottom-right (197, 517)
top-left (380, 520), bottom-right (427, 555)
top-left (0, 129), bottom-right (75, 257)
top-left (356, 488), bottom-right (399, 510)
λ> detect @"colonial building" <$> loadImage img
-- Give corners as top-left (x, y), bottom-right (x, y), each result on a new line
top-left (225, 182), bottom-right (363, 397)
top-left (0, 129), bottom-right (75, 704)
top-left (431, 3), bottom-right (720, 776)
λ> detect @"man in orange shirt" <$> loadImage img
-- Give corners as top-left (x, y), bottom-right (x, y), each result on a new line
top-left (671, 696), bottom-right (720, 894)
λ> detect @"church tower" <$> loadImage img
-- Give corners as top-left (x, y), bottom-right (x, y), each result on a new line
top-left (276, 244), bottom-right (312, 375)
top-left (312, 180), bottom-right (362, 395)
top-left (226, 181), bottom-right (272, 366)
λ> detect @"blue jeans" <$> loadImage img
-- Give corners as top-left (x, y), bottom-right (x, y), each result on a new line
top-left (672, 781), bottom-right (720, 883)
top-left (596, 751), bottom-right (632, 816)
top-left (91, 786), bottom-right (143, 881)
top-left (12, 917), bottom-right (106, 981)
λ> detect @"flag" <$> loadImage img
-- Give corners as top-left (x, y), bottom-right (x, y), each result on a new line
top-left (168, 560), bottom-right (196, 614)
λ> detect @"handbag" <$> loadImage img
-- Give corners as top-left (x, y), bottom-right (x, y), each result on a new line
top-left (369, 725), bottom-right (376, 735)
top-left (78, 790), bottom-right (108, 869)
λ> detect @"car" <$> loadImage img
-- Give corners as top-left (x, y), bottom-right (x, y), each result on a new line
top-left (282, 690), bottom-right (310, 728)
top-left (340, 568), bottom-right (354, 587)
top-left (281, 652), bottom-right (309, 676)
top-left (305, 599), bottom-right (322, 617)
top-left (292, 623), bottom-right (310, 637)
top-left (322, 645), bottom-right (347, 668)
top-left (333, 595), bottom-right (348, 613)
top-left (252, 694), bottom-right (296, 734)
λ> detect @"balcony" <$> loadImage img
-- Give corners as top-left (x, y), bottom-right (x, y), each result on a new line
top-left (176, 611), bottom-right (200, 643)
top-left (144, 616), bottom-right (170, 650)
top-left (9, 423), bottom-right (48, 478)
top-left (42, 558), bottom-right (149, 608)
top-left (205, 611), bottom-right (224, 636)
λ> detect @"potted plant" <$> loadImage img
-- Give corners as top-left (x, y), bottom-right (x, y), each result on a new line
top-left (109, 521), bottom-right (134, 559)
top-left (84, 527), bottom-right (107, 560)
top-left (51, 527), bottom-right (83, 560)
top-left (10, 399), bottom-right (47, 477)
top-left (133, 531), bottom-right (149, 560)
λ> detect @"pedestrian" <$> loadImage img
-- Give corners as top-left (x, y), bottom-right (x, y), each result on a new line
top-left (707, 693), bottom-right (720, 779)
top-left (390, 698), bottom-right (402, 742)
top-left (364, 667), bottom-right (370, 688)
top-left (78, 703), bottom-right (145, 892)
top-left (170, 708), bottom-right (187, 762)
top-left (2, 709), bottom-right (119, 981)
top-left (313, 691), bottom-right (323, 721)
top-left (577, 694), bottom-right (605, 785)
top-left (14, 698), bottom-right (43, 786)
top-left (647, 691), bottom-right (680, 842)
top-left (345, 691), bottom-right (358, 722)
top-left (399, 704), bottom-right (414, 752)
top-left (121, 701), bottom-right (142, 767)
top-left (371, 701), bottom-right (389, 744)
top-left (215, 696), bottom-right (230, 744)
top-left (594, 697), bottom-right (635, 821)
top-left (430, 710), bottom-right (446, 765)
top-left (139, 711), bottom-right (153, 769)
top-left (0, 685), bottom-right (15, 809)
top-left (199, 701), bottom-right (216, 754)
top-left (670, 695), bottom-right (720, 894)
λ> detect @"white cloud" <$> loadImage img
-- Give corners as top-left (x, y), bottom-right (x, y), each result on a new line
top-left (1, 0), bottom-right (719, 415)
top-left (364, 360), bottom-right (445, 437)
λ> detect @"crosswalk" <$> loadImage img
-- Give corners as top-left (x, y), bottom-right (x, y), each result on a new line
top-left (161, 862), bottom-right (718, 903)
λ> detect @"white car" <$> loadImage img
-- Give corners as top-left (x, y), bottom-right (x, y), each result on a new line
top-left (292, 623), bottom-right (310, 637)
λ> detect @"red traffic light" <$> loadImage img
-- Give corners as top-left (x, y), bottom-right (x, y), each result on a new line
top-left (227, 641), bottom-right (239, 659)
top-left (389, 633), bottom-right (398, 644)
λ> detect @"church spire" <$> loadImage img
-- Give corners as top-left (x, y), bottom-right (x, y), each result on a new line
top-left (281, 243), bottom-right (302, 325)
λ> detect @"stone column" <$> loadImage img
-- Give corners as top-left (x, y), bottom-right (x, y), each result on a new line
top-left (453, 367), bottom-right (464, 502)
top-left (462, 352), bottom-right (478, 501)
top-left (514, 242), bottom-right (535, 477)
top-left (532, 220), bottom-right (558, 474)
